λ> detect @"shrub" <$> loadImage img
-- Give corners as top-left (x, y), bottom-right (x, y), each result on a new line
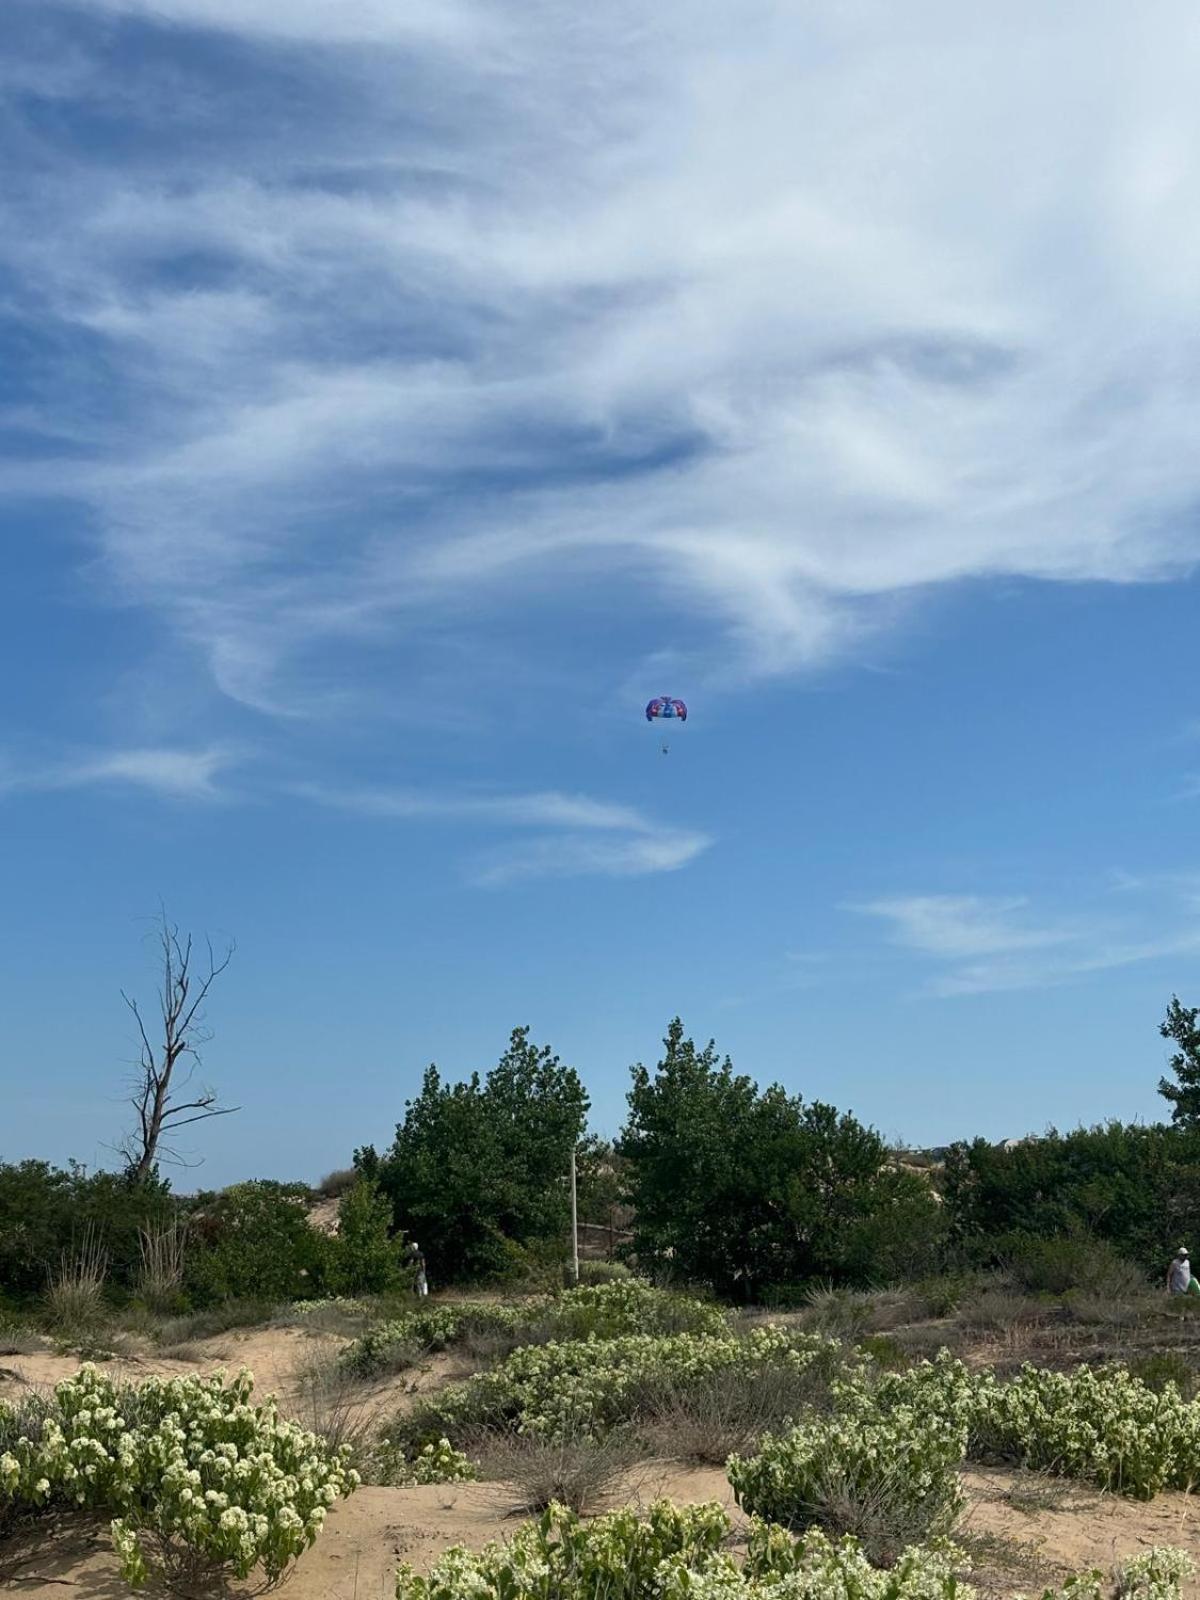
top-left (341, 1283), bottom-right (726, 1380)
top-left (910, 1273), bottom-right (976, 1318)
top-left (549, 1281), bottom-right (727, 1341)
top-left (43, 1227), bottom-right (108, 1332)
top-left (324, 1179), bottom-right (413, 1297)
top-left (804, 1286), bottom-right (878, 1339)
top-left (396, 1500), bottom-right (731, 1600)
top-left (728, 1407), bottom-right (967, 1563)
top-left (1127, 1352), bottom-right (1198, 1401)
top-left (153, 1300), bottom-right (279, 1346)
top-left (396, 1326), bottom-right (839, 1447)
top-left (0, 1161), bottom-right (174, 1302)
top-left (342, 1301), bottom-right (533, 1379)
top-left (375, 1437), bottom-right (478, 1486)
top-left (857, 1334), bottom-right (911, 1371)
top-left (1117, 1550), bottom-right (1196, 1600)
top-left (475, 1426), bottom-right (636, 1513)
top-left (847, 1350), bottom-right (1200, 1501)
top-left (135, 1219), bottom-right (188, 1313)
top-left (0, 1364), bottom-right (357, 1592)
top-left (184, 1181), bottom-right (328, 1305)
top-left (572, 1261), bottom-right (632, 1286)
top-left (395, 1500), bottom-right (1192, 1600)
top-left (637, 1348), bottom-right (841, 1465)
top-left (316, 1168), bottom-right (358, 1199)
top-left (976, 1362), bottom-right (1200, 1497)
top-left (1003, 1234), bottom-right (1147, 1298)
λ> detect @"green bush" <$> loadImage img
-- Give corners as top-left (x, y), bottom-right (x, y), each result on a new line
top-left (975, 1361), bottom-right (1200, 1497)
top-left (396, 1326), bottom-right (839, 1447)
top-left (622, 1022), bottom-right (945, 1297)
top-left (396, 1500), bottom-right (731, 1600)
top-left (728, 1407), bottom-right (967, 1560)
top-left (0, 1364), bottom-right (357, 1592)
top-left (845, 1350), bottom-right (1200, 1501)
top-left (364, 1027), bottom-right (589, 1284)
top-left (395, 1500), bottom-right (1191, 1600)
top-left (342, 1282), bottom-right (726, 1379)
top-left (324, 1179), bottom-right (413, 1297)
top-left (0, 1161), bottom-right (174, 1302)
top-left (1127, 1352), bottom-right (1198, 1401)
top-left (342, 1301), bottom-right (531, 1378)
top-left (571, 1261), bottom-right (633, 1286)
top-left (185, 1181), bottom-right (328, 1306)
top-left (1002, 1234), bottom-right (1147, 1297)
top-left (941, 1123), bottom-right (1200, 1271)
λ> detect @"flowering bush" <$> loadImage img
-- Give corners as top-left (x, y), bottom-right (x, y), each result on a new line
top-left (854, 1352), bottom-right (1200, 1500)
top-left (0, 1364), bottom-right (357, 1591)
top-left (727, 1405), bottom-right (968, 1551)
top-left (343, 1301), bottom-right (533, 1376)
top-left (977, 1363), bottom-right (1200, 1499)
top-left (375, 1436), bottom-right (478, 1487)
top-left (394, 1500), bottom-right (1194, 1600)
top-left (1118, 1549), bottom-right (1196, 1600)
top-left (398, 1326), bottom-right (839, 1445)
top-left (342, 1282), bottom-right (727, 1378)
top-left (395, 1499), bottom-right (731, 1600)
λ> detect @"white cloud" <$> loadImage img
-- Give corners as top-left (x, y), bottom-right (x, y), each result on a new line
top-left (851, 888), bottom-right (1200, 996)
top-left (297, 781), bottom-right (712, 883)
top-left (852, 896), bottom-right (1077, 961)
top-left (6, 3), bottom-right (1200, 715)
top-left (0, 747), bottom-right (235, 800)
top-left (471, 830), bottom-right (711, 887)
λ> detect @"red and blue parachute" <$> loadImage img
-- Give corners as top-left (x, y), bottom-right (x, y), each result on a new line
top-left (646, 695), bottom-right (687, 753)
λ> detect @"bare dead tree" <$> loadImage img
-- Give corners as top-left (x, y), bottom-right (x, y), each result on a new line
top-left (119, 913), bottom-right (239, 1183)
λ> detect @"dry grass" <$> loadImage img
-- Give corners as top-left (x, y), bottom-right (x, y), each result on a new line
top-left (44, 1226), bottom-right (108, 1332)
top-left (802, 1286), bottom-right (879, 1339)
top-left (0, 1320), bottom-right (44, 1357)
top-left (957, 1529), bottom-right (1056, 1598)
top-left (637, 1356), bottom-right (838, 1466)
top-left (1000, 1471), bottom-right (1078, 1515)
top-left (290, 1349), bottom-right (389, 1475)
top-left (789, 1459), bottom-right (963, 1568)
top-left (475, 1426), bottom-right (640, 1515)
top-left (136, 1218), bottom-right (189, 1313)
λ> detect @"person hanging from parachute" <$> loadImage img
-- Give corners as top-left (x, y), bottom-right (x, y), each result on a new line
top-left (646, 695), bottom-right (687, 754)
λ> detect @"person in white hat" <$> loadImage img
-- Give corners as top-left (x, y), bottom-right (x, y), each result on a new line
top-left (1167, 1247), bottom-right (1194, 1295)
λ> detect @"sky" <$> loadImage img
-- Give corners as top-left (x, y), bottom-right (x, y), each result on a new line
top-left (4, 0), bottom-right (1200, 1186)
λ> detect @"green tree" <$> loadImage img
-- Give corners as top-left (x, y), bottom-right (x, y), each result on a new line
top-left (619, 1020), bottom-right (942, 1296)
top-left (1159, 996), bottom-right (1200, 1129)
top-left (362, 1027), bottom-right (589, 1283)
top-left (325, 1178), bottom-right (412, 1296)
top-left (941, 1121), bottom-right (1200, 1268)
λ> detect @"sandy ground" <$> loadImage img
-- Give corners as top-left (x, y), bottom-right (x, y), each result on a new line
top-left (3, 1332), bottom-right (1198, 1600)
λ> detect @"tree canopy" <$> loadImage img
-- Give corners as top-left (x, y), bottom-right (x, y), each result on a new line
top-left (618, 1019), bottom-right (943, 1296)
top-left (1159, 995), bottom-right (1200, 1130)
top-left (359, 1026), bottom-right (588, 1282)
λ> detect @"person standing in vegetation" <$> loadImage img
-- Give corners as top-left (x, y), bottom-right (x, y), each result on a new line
top-left (1167, 1247), bottom-right (1197, 1295)
top-left (410, 1240), bottom-right (429, 1297)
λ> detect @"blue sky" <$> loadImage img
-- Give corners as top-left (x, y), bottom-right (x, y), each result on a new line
top-left (4, 0), bottom-right (1200, 1185)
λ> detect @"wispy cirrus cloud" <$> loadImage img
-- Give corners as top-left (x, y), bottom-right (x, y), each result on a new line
top-left (850, 888), bottom-right (1200, 996)
top-left (296, 781), bottom-right (711, 884)
top-left (0, 747), bottom-right (236, 800)
top-left (5, 2), bottom-right (1200, 722)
